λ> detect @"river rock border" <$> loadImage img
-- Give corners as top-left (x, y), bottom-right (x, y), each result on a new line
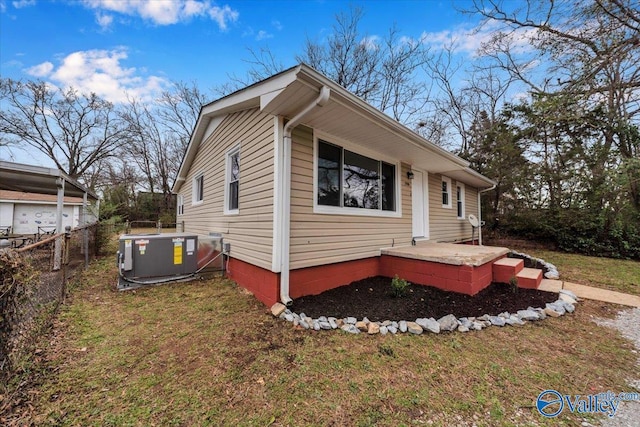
top-left (270, 289), bottom-right (579, 335)
top-left (270, 251), bottom-right (571, 335)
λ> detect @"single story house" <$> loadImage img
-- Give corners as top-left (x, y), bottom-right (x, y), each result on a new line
top-left (173, 64), bottom-right (501, 307)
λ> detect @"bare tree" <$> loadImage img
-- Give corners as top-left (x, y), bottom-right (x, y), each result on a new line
top-left (0, 79), bottom-right (128, 181)
top-left (157, 81), bottom-right (209, 153)
top-left (296, 6), bottom-right (431, 124)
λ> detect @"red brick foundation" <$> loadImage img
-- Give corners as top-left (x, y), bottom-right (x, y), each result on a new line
top-left (379, 255), bottom-right (495, 295)
top-left (226, 251), bottom-right (503, 306)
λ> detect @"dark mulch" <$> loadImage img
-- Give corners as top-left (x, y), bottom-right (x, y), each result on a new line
top-left (291, 276), bottom-right (558, 321)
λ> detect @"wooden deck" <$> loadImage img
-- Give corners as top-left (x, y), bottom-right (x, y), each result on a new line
top-left (381, 242), bottom-right (510, 266)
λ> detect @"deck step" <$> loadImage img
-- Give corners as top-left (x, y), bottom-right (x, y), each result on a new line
top-left (516, 267), bottom-right (543, 289)
top-left (492, 257), bottom-right (524, 284)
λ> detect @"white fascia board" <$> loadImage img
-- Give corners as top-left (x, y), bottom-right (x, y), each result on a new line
top-left (173, 68), bottom-right (300, 194)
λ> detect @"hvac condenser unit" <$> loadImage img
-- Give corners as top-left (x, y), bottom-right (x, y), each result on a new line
top-left (117, 233), bottom-right (199, 290)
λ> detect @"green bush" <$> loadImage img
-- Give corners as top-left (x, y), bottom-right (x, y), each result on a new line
top-left (390, 275), bottom-right (410, 298)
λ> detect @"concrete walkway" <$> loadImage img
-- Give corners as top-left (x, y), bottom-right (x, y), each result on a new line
top-left (539, 279), bottom-right (640, 308)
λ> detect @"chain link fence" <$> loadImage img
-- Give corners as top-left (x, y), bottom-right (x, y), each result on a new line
top-left (0, 223), bottom-right (99, 387)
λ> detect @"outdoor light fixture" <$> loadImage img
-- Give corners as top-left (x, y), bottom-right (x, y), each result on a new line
top-left (407, 171), bottom-right (415, 180)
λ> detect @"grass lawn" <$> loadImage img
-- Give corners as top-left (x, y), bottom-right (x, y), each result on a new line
top-left (512, 248), bottom-right (640, 296)
top-left (2, 250), bottom-right (639, 426)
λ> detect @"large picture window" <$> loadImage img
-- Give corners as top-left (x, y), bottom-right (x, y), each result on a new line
top-left (317, 140), bottom-right (396, 213)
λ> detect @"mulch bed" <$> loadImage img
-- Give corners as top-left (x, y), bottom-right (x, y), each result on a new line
top-left (291, 276), bottom-right (558, 322)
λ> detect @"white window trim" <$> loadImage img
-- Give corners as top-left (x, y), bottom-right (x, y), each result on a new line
top-left (456, 182), bottom-right (465, 219)
top-left (442, 176), bottom-right (452, 209)
top-left (177, 194), bottom-right (184, 216)
top-left (312, 133), bottom-right (402, 218)
top-left (192, 172), bottom-right (204, 206)
top-left (224, 144), bottom-right (241, 215)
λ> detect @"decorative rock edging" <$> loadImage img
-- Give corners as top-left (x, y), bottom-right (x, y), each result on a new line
top-left (270, 288), bottom-right (580, 335)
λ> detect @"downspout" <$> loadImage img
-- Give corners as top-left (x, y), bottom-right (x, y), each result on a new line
top-left (279, 86), bottom-right (330, 306)
top-left (477, 184), bottom-right (496, 246)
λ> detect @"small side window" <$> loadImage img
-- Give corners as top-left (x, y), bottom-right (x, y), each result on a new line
top-left (442, 176), bottom-right (452, 209)
top-left (177, 194), bottom-right (184, 215)
top-left (456, 184), bottom-right (465, 219)
top-left (225, 146), bottom-right (240, 214)
top-left (192, 173), bottom-right (204, 204)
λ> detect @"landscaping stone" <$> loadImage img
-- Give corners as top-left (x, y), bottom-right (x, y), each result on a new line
top-left (438, 314), bottom-right (459, 332)
top-left (399, 320), bottom-right (408, 333)
top-left (368, 323), bottom-right (380, 334)
top-left (420, 317), bottom-right (440, 334)
top-left (517, 309), bottom-right (540, 321)
top-left (380, 325), bottom-right (388, 335)
top-left (559, 293), bottom-right (578, 305)
top-left (387, 325), bottom-right (398, 334)
top-left (313, 320), bottom-right (321, 331)
top-left (559, 300), bottom-right (575, 313)
top-left (559, 289), bottom-right (578, 301)
top-left (544, 307), bottom-right (562, 318)
top-left (458, 324), bottom-right (470, 332)
top-left (299, 319), bottom-right (310, 329)
top-left (319, 321), bottom-right (332, 330)
top-left (346, 317), bottom-right (357, 325)
top-left (362, 317), bottom-right (370, 324)
top-left (356, 321), bottom-right (368, 332)
top-left (271, 302), bottom-right (287, 317)
top-left (546, 302), bottom-right (566, 315)
top-left (406, 322), bottom-right (423, 334)
top-left (471, 321), bottom-right (484, 330)
top-left (489, 316), bottom-right (506, 327)
top-left (328, 317), bottom-right (338, 329)
top-left (341, 324), bottom-right (360, 334)
top-left (284, 313), bottom-right (294, 322)
top-left (506, 315), bottom-right (525, 326)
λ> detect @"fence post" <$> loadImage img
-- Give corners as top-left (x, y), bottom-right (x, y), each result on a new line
top-left (157, 221), bottom-right (162, 234)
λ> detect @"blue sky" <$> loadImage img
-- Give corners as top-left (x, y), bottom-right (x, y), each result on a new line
top-left (1, 0), bottom-right (512, 165)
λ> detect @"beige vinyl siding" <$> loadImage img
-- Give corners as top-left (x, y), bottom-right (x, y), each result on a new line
top-left (428, 173), bottom-right (479, 242)
top-left (289, 126), bottom-right (412, 270)
top-left (179, 108), bottom-right (274, 270)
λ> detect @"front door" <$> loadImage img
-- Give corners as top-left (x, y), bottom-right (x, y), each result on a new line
top-left (411, 170), bottom-right (429, 239)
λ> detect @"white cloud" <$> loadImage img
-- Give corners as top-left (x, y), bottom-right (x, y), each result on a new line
top-left (256, 30), bottom-right (272, 41)
top-left (26, 61), bottom-right (53, 77)
top-left (12, 0), bottom-right (35, 9)
top-left (420, 19), bottom-right (536, 57)
top-left (1, 1), bottom-right (7, 13)
top-left (24, 48), bottom-right (169, 103)
top-left (96, 12), bottom-right (113, 30)
top-left (81, 0), bottom-right (238, 29)
top-left (271, 20), bottom-right (282, 31)
top-left (207, 4), bottom-right (238, 30)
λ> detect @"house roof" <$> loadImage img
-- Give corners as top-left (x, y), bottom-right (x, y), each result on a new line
top-left (173, 64), bottom-right (495, 193)
top-left (0, 189), bottom-right (85, 204)
top-left (0, 161), bottom-right (99, 200)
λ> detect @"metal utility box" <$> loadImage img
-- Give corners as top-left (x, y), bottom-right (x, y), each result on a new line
top-left (117, 233), bottom-right (198, 289)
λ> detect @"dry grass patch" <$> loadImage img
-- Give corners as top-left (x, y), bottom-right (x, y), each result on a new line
top-left (2, 255), bottom-right (638, 427)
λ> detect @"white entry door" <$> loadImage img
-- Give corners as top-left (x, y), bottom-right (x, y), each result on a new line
top-left (411, 170), bottom-right (429, 239)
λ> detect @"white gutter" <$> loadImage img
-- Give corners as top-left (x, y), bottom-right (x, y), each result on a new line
top-left (279, 86), bottom-right (330, 306)
top-left (477, 184), bottom-right (496, 246)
